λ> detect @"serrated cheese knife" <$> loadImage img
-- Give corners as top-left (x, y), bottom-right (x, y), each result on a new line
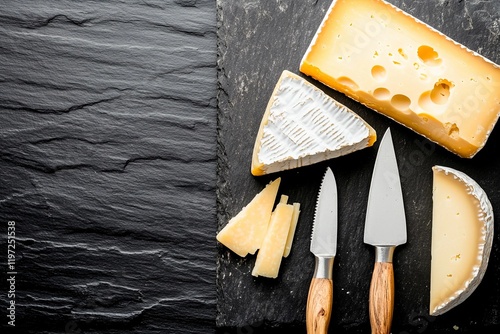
top-left (306, 167), bottom-right (337, 334)
top-left (364, 128), bottom-right (407, 334)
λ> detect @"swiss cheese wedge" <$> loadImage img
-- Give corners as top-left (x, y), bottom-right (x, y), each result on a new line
top-left (430, 166), bottom-right (494, 315)
top-left (251, 70), bottom-right (376, 176)
top-left (301, 0), bottom-right (500, 158)
top-left (216, 178), bottom-right (280, 257)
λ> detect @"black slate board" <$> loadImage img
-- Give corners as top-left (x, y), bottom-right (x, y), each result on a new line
top-left (1, 1), bottom-right (217, 333)
top-left (216, 0), bottom-right (500, 333)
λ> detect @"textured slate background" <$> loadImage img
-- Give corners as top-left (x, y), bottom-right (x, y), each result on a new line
top-left (1, 0), bottom-right (216, 333)
top-left (217, 0), bottom-right (500, 333)
top-left (1, 0), bottom-right (500, 333)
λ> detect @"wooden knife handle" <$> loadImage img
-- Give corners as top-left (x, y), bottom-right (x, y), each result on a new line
top-left (369, 261), bottom-right (394, 334)
top-left (306, 277), bottom-right (333, 334)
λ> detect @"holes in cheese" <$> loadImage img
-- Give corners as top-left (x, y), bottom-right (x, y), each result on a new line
top-left (300, 0), bottom-right (500, 158)
top-left (391, 94), bottom-right (411, 112)
top-left (430, 80), bottom-right (453, 105)
top-left (430, 166), bottom-right (494, 316)
top-left (373, 88), bottom-right (391, 100)
top-left (252, 195), bottom-right (300, 278)
top-left (371, 65), bottom-right (387, 82)
top-left (251, 70), bottom-right (376, 176)
top-left (216, 178), bottom-right (281, 257)
top-left (418, 45), bottom-right (442, 67)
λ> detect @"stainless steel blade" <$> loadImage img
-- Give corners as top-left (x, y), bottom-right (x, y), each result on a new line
top-left (311, 167), bottom-right (338, 257)
top-left (364, 128), bottom-right (407, 247)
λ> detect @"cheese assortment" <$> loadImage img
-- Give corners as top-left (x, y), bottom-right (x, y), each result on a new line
top-left (300, 0), bottom-right (500, 158)
top-left (430, 166), bottom-right (494, 315)
top-left (217, 0), bottom-right (498, 321)
top-left (251, 70), bottom-right (376, 176)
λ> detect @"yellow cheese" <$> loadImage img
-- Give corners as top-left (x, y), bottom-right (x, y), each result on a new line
top-left (252, 195), bottom-right (294, 278)
top-left (216, 178), bottom-right (281, 257)
top-left (284, 202), bottom-right (301, 258)
top-left (301, 0), bottom-right (500, 158)
top-left (252, 70), bottom-right (376, 176)
top-left (430, 166), bottom-right (494, 315)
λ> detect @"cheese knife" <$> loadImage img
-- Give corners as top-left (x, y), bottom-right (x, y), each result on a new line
top-left (364, 128), bottom-right (407, 334)
top-left (306, 167), bottom-right (337, 334)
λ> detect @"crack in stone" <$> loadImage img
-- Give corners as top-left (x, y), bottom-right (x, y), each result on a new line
top-left (18, 237), bottom-right (167, 256)
top-left (142, 93), bottom-right (214, 109)
top-left (26, 14), bottom-right (93, 29)
top-left (28, 137), bottom-right (118, 146)
top-left (0, 96), bottom-right (120, 115)
top-left (0, 190), bottom-right (39, 204)
top-left (139, 0), bottom-right (166, 10)
top-left (174, 0), bottom-right (199, 8)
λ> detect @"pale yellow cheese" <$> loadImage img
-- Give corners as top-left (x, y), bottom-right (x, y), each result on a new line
top-left (252, 195), bottom-right (294, 278)
top-left (301, 0), bottom-right (500, 158)
top-left (430, 166), bottom-right (494, 315)
top-left (284, 202), bottom-right (301, 258)
top-left (216, 178), bottom-right (280, 257)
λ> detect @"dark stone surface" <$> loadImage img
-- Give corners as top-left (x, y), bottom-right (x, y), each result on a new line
top-left (1, 0), bottom-right (216, 333)
top-left (217, 0), bottom-right (500, 333)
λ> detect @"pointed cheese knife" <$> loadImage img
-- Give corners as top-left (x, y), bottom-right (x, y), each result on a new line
top-left (306, 167), bottom-right (337, 334)
top-left (364, 128), bottom-right (407, 334)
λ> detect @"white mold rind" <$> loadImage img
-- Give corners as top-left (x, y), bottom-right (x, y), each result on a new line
top-left (252, 70), bottom-right (375, 175)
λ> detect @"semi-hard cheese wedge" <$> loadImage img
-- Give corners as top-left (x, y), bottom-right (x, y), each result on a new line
top-left (283, 202), bottom-right (301, 258)
top-left (301, 0), bottom-right (500, 158)
top-left (430, 166), bottom-right (494, 315)
top-left (252, 195), bottom-right (295, 278)
top-left (251, 70), bottom-right (376, 176)
top-left (216, 178), bottom-right (280, 257)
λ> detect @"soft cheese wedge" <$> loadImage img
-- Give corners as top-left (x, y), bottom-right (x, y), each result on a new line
top-left (430, 166), bottom-right (494, 315)
top-left (301, 0), bottom-right (500, 158)
top-left (252, 195), bottom-right (295, 278)
top-left (216, 178), bottom-right (280, 257)
top-left (251, 70), bottom-right (376, 176)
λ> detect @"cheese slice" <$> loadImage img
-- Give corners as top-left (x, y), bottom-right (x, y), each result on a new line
top-left (300, 0), bottom-right (500, 158)
top-left (283, 202), bottom-right (301, 258)
top-left (252, 195), bottom-right (294, 278)
top-left (430, 166), bottom-right (494, 315)
top-left (251, 70), bottom-right (376, 176)
top-left (216, 178), bottom-right (281, 257)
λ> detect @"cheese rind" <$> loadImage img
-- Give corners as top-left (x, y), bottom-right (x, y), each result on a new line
top-left (430, 166), bottom-right (494, 315)
top-left (252, 198), bottom-right (294, 278)
top-left (251, 70), bottom-right (376, 176)
top-left (216, 178), bottom-right (281, 257)
top-left (300, 0), bottom-right (500, 158)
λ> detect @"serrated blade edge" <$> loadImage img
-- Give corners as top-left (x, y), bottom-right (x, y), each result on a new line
top-left (311, 167), bottom-right (338, 257)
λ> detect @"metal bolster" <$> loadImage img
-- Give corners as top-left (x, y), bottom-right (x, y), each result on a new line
top-left (313, 256), bottom-right (335, 279)
top-left (375, 246), bottom-right (396, 263)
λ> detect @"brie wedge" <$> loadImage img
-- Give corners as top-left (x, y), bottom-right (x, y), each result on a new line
top-left (251, 70), bottom-right (376, 176)
top-left (430, 166), bottom-right (494, 315)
